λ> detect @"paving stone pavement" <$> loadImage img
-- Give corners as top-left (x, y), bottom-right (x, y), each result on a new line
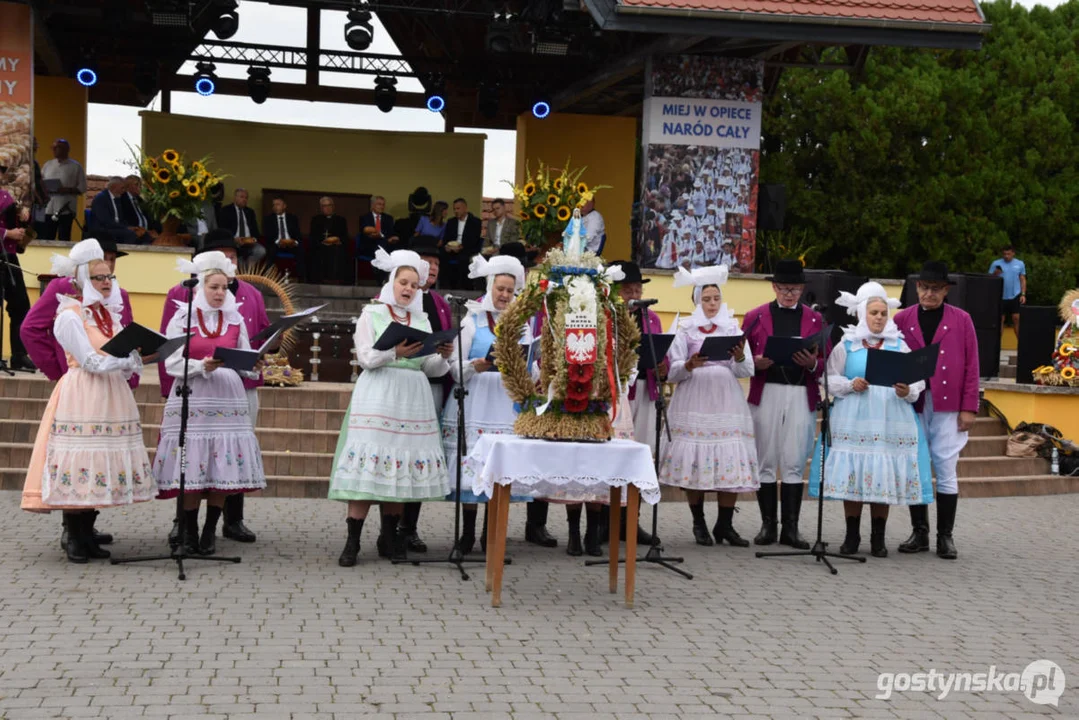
top-left (0, 491), bottom-right (1075, 720)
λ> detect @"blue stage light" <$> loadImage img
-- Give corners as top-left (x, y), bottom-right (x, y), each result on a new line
top-left (532, 100), bottom-right (551, 119)
top-left (76, 68), bottom-right (97, 87)
top-left (426, 94), bottom-right (445, 113)
top-left (195, 77), bottom-right (215, 96)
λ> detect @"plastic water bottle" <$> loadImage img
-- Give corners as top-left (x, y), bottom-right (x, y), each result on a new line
top-left (1051, 448), bottom-right (1060, 475)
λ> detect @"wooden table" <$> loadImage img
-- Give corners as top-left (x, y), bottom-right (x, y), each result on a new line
top-left (467, 436), bottom-right (659, 609)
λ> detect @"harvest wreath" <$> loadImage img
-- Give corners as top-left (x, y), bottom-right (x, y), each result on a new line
top-left (493, 248), bottom-right (640, 442)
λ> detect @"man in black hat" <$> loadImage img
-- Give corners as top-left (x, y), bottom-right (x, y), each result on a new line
top-left (893, 261), bottom-right (978, 560)
top-left (741, 259), bottom-right (824, 550)
top-left (20, 231), bottom-right (134, 550)
top-left (159, 228), bottom-right (269, 546)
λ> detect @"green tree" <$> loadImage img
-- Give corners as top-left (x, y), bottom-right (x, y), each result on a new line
top-left (761, 0), bottom-right (1079, 304)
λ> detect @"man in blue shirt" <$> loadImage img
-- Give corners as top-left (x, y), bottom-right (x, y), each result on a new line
top-left (989, 245), bottom-right (1027, 340)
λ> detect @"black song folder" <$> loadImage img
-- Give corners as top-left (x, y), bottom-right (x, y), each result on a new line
top-left (637, 333), bottom-right (675, 372)
top-left (700, 333), bottom-right (745, 360)
top-left (864, 343), bottom-right (940, 387)
top-left (764, 324), bottom-right (831, 366)
top-left (101, 323), bottom-right (189, 361)
top-left (373, 322), bottom-right (460, 357)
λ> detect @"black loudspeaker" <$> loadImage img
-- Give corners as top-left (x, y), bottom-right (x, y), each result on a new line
top-left (901, 273), bottom-right (1003, 378)
top-left (801, 269), bottom-right (869, 345)
top-left (758, 184), bottom-right (786, 231)
top-left (1016, 306), bottom-right (1059, 385)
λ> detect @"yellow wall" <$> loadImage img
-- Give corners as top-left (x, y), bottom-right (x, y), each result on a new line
top-left (20, 243), bottom-right (189, 329)
top-left (984, 388), bottom-right (1079, 442)
top-left (140, 112), bottom-right (484, 222)
top-left (515, 113), bottom-right (638, 262)
top-left (33, 77), bottom-right (88, 241)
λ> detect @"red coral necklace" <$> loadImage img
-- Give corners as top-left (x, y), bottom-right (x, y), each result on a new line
top-left (388, 307), bottom-right (412, 326)
top-left (699, 323), bottom-right (718, 334)
top-left (197, 308), bottom-right (224, 338)
top-left (89, 304), bottom-right (115, 338)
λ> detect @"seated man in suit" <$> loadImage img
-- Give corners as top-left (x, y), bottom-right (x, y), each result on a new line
top-left (88, 176), bottom-right (141, 245)
top-left (218, 188), bottom-right (265, 265)
top-left (263, 194), bottom-right (303, 276)
top-left (120, 175), bottom-right (160, 243)
top-left (441, 197), bottom-right (483, 289)
top-left (309, 196), bottom-right (351, 285)
top-left (483, 197), bottom-right (518, 257)
top-left (358, 195), bottom-right (399, 283)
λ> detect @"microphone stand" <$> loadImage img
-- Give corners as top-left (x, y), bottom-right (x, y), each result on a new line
top-left (756, 319), bottom-right (865, 574)
top-left (112, 275), bottom-right (242, 579)
top-left (394, 294), bottom-right (487, 580)
top-left (586, 301), bottom-right (690, 579)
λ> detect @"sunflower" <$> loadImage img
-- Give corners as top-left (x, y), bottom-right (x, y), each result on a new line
top-left (192, 161), bottom-right (205, 173)
top-left (576, 182), bottom-right (588, 195)
top-left (146, 157), bottom-right (158, 168)
top-left (181, 179), bottom-right (190, 187)
top-left (162, 149), bottom-right (179, 164)
top-left (169, 190), bottom-right (180, 199)
top-left (556, 205), bottom-right (571, 222)
top-left (1061, 343), bottom-right (1076, 357)
top-left (523, 182), bottom-right (536, 197)
top-left (534, 204), bottom-right (548, 219)
top-left (1062, 367), bottom-right (1076, 380)
top-left (155, 168), bottom-right (171, 183)
top-left (186, 182), bottom-right (201, 197)
top-left (553, 178), bottom-right (564, 192)
top-left (547, 194), bottom-right (558, 206)
top-left (519, 210), bottom-right (530, 221)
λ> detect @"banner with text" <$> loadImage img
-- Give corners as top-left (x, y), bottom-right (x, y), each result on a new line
top-left (637, 55), bottom-right (763, 274)
top-left (0, 1), bottom-right (33, 209)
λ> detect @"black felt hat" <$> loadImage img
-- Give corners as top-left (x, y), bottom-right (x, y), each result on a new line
top-left (915, 260), bottom-right (956, 284)
top-left (609, 260), bottom-right (649, 285)
top-left (409, 237), bottom-right (441, 259)
top-left (766, 258), bottom-right (806, 284)
top-left (499, 241), bottom-right (538, 268)
top-left (197, 228), bottom-right (238, 255)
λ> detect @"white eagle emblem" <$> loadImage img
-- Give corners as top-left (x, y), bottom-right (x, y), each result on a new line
top-left (566, 329), bottom-right (597, 364)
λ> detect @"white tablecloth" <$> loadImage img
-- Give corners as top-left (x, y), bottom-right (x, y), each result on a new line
top-left (467, 435), bottom-right (661, 505)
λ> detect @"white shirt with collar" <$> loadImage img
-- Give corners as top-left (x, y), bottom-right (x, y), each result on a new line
top-left (494, 217), bottom-right (505, 245)
top-left (108, 192), bottom-right (124, 222)
top-left (126, 192), bottom-right (147, 227)
top-left (275, 213), bottom-right (291, 244)
top-left (456, 216), bottom-right (467, 242)
top-left (42, 158), bottom-right (87, 215)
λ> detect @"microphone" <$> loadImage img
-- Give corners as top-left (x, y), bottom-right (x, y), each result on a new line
top-left (443, 293), bottom-right (470, 305)
top-left (629, 298), bottom-right (659, 308)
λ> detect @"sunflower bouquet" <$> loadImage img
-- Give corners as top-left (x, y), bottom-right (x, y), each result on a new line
top-left (130, 145), bottom-right (227, 225)
top-left (1033, 289), bottom-right (1079, 387)
top-left (505, 159), bottom-right (611, 249)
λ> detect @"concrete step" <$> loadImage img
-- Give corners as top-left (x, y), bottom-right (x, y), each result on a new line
top-left (998, 363), bottom-right (1018, 379)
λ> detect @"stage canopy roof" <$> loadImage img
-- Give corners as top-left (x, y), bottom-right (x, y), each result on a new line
top-left (28, 0), bottom-right (989, 130)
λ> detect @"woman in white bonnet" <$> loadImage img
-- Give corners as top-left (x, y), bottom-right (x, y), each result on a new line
top-left (21, 239), bottom-right (156, 563)
top-left (808, 281), bottom-right (933, 558)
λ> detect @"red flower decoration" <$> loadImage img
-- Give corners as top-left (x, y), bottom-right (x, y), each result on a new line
top-left (564, 396), bottom-right (588, 412)
top-left (539, 279), bottom-right (549, 291)
top-left (566, 380), bottom-right (591, 400)
top-left (567, 363), bottom-right (594, 382)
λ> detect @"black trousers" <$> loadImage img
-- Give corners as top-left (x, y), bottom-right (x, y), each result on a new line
top-left (40, 212), bottom-right (75, 242)
top-left (1, 253), bottom-right (29, 356)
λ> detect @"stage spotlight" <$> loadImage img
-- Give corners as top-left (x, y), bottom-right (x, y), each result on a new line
top-left (247, 66), bottom-right (271, 104)
top-left (374, 76), bottom-right (397, 113)
top-left (194, 62), bottom-right (217, 96)
top-left (532, 97), bottom-right (551, 119)
top-left (485, 16), bottom-right (514, 54)
top-left (425, 75), bottom-right (445, 113)
top-left (211, 1), bottom-right (239, 39)
top-left (76, 66), bottom-right (98, 87)
top-left (344, 7), bottom-right (374, 51)
top-left (477, 83), bottom-right (499, 120)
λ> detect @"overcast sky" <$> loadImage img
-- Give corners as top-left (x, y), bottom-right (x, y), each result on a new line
top-left (84, 0), bottom-right (1065, 196)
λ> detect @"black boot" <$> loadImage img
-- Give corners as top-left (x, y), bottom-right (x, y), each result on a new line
top-left (388, 515), bottom-right (407, 561)
top-left (200, 505), bottom-right (222, 556)
top-left (565, 504), bottom-right (583, 556)
top-left (480, 506), bottom-right (489, 554)
top-left (338, 517), bottom-right (363, 567)
top-left (10, 353), bottom-right (36, 371)
top-left (525, 500), bottom-right (558, 547)
top-left (839, 515), bottom-right (861, 555)
top-left (182, 509), bottom-right (201, 557)
top-left (870, 516), bottom-right (888, 558)
top-left (753, 482), bottom-right (778, 545)
top-left (689, 502), bottom-right (713, 546)
top-left (597, 509), bottom-right (609, 546)
top-left (584, 507), bottom-right (603, 557)
top-left (82, 513), bottom-right (110, 560)
top-left (60, 513), bottom-right (71, 551)
top-left (376, 509), bottom-right (392, 559)
top-left (617, 506), bottom-right (657, 546)
top-left (936, 493), bottom-right (958, 560)
top-left (897, 504), bottom-right (930, 553)
top-left (168, 518), bottom-right (180, 549)
top-left (401, 502), bottom-right (427, 553)
top-left (89, 510), bottom-right (113, 545)
top-left (779, 483), bottom-right (810, 550)
top-left (713, 506), bottom-right (750, 547)
top-left (457, 506), bottom-right (478, 555)
top-left (63, 512), bottom-right (88, 564)
top-left (222, 493), bottom-right (256, 543)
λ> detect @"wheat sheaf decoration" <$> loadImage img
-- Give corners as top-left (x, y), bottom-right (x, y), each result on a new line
top-left (237, 263), bottom-right (298, 353)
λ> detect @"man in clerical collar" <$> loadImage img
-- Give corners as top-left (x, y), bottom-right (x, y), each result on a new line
top-left (742, 259), bottom-right (824, 551)
top-left (308, 196), bottom-right (350, 285)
